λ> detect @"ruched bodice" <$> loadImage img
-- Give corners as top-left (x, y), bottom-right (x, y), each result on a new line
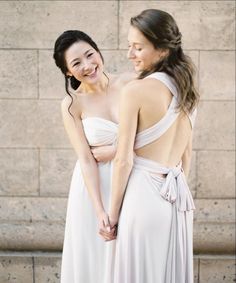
top-left (82, 117), bottom-right (118, 147)
top-left (61, 116), bottom-right (118, 283)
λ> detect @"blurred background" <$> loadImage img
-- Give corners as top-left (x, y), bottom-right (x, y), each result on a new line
top-left (0, 0), bottom-right (235, 282)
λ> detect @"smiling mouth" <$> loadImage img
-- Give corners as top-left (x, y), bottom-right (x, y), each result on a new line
top-left (85, 66), bottom-right (98, 77)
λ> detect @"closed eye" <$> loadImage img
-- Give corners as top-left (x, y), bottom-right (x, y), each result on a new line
top-left (87, 53), bottom-right (94, 57)
top-left (73, 61), bottom-right (80, 67)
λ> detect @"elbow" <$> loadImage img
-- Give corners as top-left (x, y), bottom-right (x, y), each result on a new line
top-left (79, 152), bottom-right (95, 166)
top-left (113, 156), bottom-right (133, 171)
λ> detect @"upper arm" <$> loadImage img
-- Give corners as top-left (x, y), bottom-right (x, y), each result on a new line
top-left (117, 72), bottom-right (137, 86)
top-left (61, 97), bottom-right (92, 160)
top-left (182, 131), bottom-right (193, 161)
top-left (115, 82), bottom-right (141, 162)
top-left (181, 131), bottom-right (193, 177)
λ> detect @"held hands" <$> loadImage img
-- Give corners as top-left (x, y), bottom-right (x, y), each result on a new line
top-left (91, 145), bottom-right (116, 163)
top-left (98, 211), bottom-right (118, 241)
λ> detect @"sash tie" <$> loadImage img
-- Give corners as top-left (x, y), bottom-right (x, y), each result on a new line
top-left (158, 165), bottom-right (195, 212)
top-left (133, 156), bottom-right (195, 282)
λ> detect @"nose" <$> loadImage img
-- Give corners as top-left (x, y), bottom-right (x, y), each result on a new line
top-left (82, 60), bottom-right (91, 72)
top-left (127, 47), bottom-right (135, 59)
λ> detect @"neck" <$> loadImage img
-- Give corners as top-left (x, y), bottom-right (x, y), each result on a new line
top-left (80, 73), bottom-right (109, 94)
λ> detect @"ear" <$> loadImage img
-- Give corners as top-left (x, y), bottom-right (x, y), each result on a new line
top-left (66, 70), bottom-right (72, 77)
top-left (160, 48), bottom-right (169, 58)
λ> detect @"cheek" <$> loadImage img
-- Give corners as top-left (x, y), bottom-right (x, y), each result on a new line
top-left (70, 66), bottom-right (83, 79)
top-left (140, 51), bottom-right (152, 64)
top-left (73, 66), bottom-right (82, 73)
top-left (93, 54), bottom-right (103, 64)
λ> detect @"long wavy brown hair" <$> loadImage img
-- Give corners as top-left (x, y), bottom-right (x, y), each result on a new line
top-left (131, 9), bottom-right (199, 113)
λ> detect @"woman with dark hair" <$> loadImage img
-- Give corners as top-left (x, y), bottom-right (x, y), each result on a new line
top-left (53, 30), bottom-right (134, 283)
top-left (100, 9), bottom-right (199, 283)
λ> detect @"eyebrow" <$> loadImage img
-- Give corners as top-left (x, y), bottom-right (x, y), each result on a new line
top-left (69, 49), bottom-right (94, 65)
top-left (128, 41), bottom-right (144, 46)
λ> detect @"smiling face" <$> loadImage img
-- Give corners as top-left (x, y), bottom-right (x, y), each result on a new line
top-left (65, 40), bottom-right (104, 84)
top-left (127, 25), bottom-right (166, 73)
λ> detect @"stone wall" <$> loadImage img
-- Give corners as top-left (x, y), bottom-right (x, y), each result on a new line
top-left (0, 1), bottom-right (235, 282)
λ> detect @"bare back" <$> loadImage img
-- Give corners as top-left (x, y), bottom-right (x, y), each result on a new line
top-left (134, 74), bottom-right (194, 167)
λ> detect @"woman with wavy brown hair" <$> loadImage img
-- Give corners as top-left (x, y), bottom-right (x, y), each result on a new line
top-left (100, 9), bottom-right (199, 283)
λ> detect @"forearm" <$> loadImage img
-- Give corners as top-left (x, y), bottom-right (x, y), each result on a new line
top-left (80, 157), bottom-right (104, 215)
top-left (110, 158), bottom-right (133, 220)
top-left (91, 144), bottom-right (116, 163)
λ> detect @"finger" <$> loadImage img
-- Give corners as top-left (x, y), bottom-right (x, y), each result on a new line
top-left (102, 217), bottom-right (111, 232)
top-left (99, 228), bottom-right (113, 237)
top-left (99, 229), bottom-right (115, 239)
top-left (104, 235), bottom-right (117, 242)
top-left (99, 231), bottom-right (114, 241)
top-left (102, 235), bottom-right (116, 242)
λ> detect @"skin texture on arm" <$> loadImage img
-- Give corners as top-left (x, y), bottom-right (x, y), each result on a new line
top-left (181, 131), bottom-right (193, 179)
top-left (61, 97), bottom-right (108, 225)
top-left (109, 82), bottom-right (141, 223)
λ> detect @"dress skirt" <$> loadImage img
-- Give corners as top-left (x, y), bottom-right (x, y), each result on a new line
top-left (61, 160), bottom-right (114, 283)
top-left (113, 155), bottom-right (195, 283)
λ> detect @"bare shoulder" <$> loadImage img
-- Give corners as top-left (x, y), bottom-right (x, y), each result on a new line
top-left (122, 78), bottom-right (152, 96)
top-left (109, 72), bottom-right (137, 87)
top-left (61, 95), bottom-right (72, 109)
top-left (140, 77), bottom-right (173, 104)
top-left (61, 95), bottom-right (81, 118)
top-left (61, 95), bottom-right (73, 115)
top-left (121, 79), bottom-right (144, 104)
top-left (118, 72), bottom-right (137, 85)
top-left (122, 76), bottom-right (172, 106)
top-left (144, 77), bottom-right (172, 96)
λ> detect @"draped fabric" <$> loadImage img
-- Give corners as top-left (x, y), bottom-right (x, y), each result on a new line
top-left (61, 117), bottom-right (118, 283)
top-left (61, 72), bottom-right (196, 283)
top-left (113, 72), bottom-right (196, 283)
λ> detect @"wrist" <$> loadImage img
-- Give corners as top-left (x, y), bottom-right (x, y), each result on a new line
top-left (95, 204), bottom-right (105, 217)
top-left (109, 211), bottom-right (119, 223)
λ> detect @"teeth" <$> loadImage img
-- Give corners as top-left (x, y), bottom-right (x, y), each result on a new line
top-left (85, 68), bottom-right (97, 76)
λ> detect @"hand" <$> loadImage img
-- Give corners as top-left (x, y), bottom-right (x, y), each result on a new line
top-left (99, 217), bottom-right (118, 242)
top-left (91, 145), bottom-right (116, 163)
top-left (97, 210), bottom-right (115, 241)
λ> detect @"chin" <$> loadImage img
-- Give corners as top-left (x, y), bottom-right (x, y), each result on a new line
top-left (135, 68), bottom-right (146, 76)
top-left (134, 65), bottom-right (142, 72)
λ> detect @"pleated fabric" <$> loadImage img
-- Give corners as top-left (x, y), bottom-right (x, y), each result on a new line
top-left (60, 117), bottom-right (118, 283)
top-left (112, 72), bottom-right (196, 283)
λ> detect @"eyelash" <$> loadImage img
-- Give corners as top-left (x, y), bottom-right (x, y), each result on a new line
top-left (73, 62), bottom-right (80, 67)
top-left (72, 53), bottom-right (94, 67)
top-left (128, 46), bottom-right (142, 51)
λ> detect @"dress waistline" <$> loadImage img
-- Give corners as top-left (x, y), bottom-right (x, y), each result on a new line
top-left (133, 155), bottom-right (195, 212)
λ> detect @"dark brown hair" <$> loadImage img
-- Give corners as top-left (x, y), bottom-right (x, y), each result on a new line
top-left (131, 9), bottom-right (199, 113)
